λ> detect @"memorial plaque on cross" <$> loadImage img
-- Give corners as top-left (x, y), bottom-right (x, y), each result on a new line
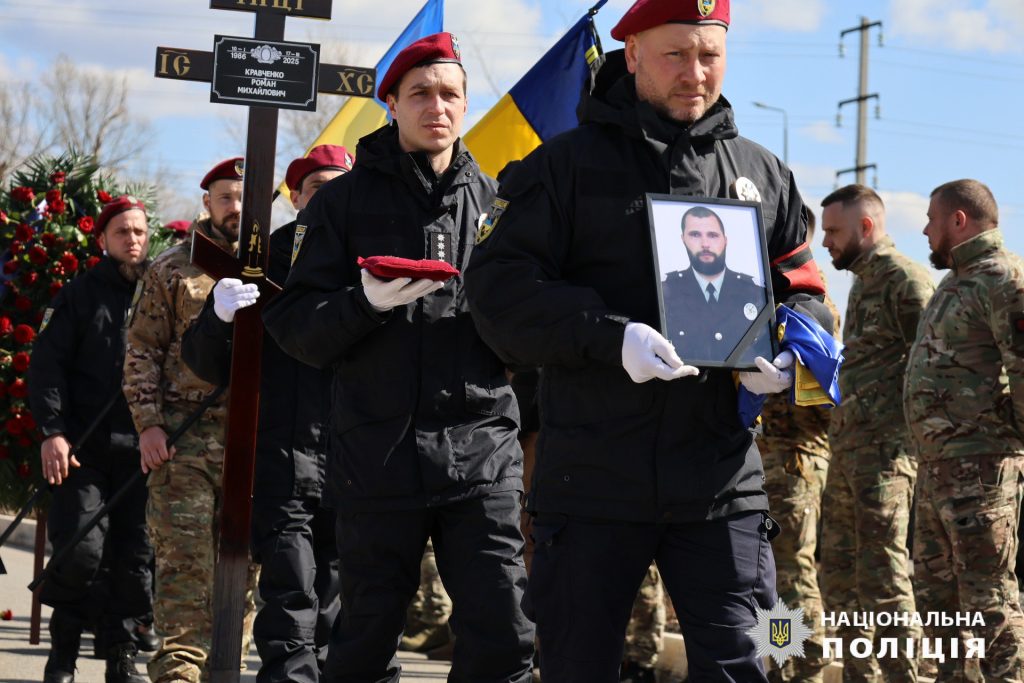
top-left (153, 2), bottom-right (376, 681)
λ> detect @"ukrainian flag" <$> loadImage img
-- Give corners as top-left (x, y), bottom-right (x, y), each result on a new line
top-left (464, 0), bottom-right (607, 178)
top-left (300, 0), bottom-right (444, 155)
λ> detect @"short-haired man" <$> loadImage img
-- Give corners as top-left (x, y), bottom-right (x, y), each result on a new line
top-left (123, 158), bottom-right (259, 682)
top-left (181, 144), bottom-right (353, 683)
top-left (819, 184), bottom-right (932, 681)
top-left (263, 34), bottom-right (535, 682)
top-left (662, 205), bottom-right (766, 362)
top-left (30, 197), bottom-right (153, 683)
top-left (464, 1), bottom-right (832, 679)
top-left (906, 179), bottom-right (1024, 681)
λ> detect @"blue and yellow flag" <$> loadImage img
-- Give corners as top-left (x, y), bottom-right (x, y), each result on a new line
top-left (464, 0), bottom-right (607, 178)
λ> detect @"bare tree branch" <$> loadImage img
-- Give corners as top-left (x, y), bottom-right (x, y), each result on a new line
top-left (0, 82), bottom-right (50, 183)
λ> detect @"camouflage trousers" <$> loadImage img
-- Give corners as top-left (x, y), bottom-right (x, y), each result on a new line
top-left (145, 410), bottom-right (259, 682)
top-left (820, 443), bottom-right (920, 682)
top-left (762, 448), bottom-right (830, 682)
top-left (407, 539), bottom-right (452, 628)
top-left (624, 563), bottom-right (666, 669)
top-left (915, 455), bottom-right (1024, 683)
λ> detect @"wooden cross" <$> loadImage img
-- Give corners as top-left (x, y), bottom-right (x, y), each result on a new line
top-left (154, 3), bottom-right (376, 681)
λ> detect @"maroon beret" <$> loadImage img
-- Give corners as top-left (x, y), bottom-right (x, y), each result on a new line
top-left (377, 32), bottom-right (463, 101)
top-left (611, 0), bottom-right (730, 40)
top-left (358, 255), bottom-right (460, 282)
top-left (96, 196), bottom-right (146, 233)
top-left (285, 145), bottom-right (354, 192)
top-left (164, 220), bottom-right (191, 235)
top-left (200, 157), bottom-right (244, 190)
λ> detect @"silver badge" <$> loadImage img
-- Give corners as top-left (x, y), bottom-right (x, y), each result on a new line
top-left (744, 303), bottom-right (758, 320)
top-left (733, 177), bottom-right (762, 203)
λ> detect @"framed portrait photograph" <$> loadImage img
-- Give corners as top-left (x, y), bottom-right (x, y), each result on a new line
top-left (646, 195), bottom-right (777, 370)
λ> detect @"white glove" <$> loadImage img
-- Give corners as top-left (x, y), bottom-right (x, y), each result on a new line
top-left (361, 269), bottom-right (444, 313)
top-left (738, 350), bottom-right (795, 395)
top-left (212, 278), bottom-right (260, 323)
top-left (621, 322), bottom-right (700, 383)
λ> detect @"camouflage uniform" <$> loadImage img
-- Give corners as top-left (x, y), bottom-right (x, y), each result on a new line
top-left (624, 563), bottom-right (665, 670)
top-left (123, 219), bottom-right (259, 682)
top-left (823, 235), bottom-right (934, 681)
top-left (761, 286), bottom-right (840, 683)
top-left (905, 229), bottom-right (1024, 682)
top-left (407, 540), bottom-right (452, 629)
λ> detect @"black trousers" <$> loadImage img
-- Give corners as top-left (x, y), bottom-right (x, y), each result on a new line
top-left (252, 496), bottom-right (341, 683)
top-left (526, 510), bottom-right (777, 683)
top-left (323, 490), bottom-right (535, 683)
top-left (41, 450), bottom-right (153, 646)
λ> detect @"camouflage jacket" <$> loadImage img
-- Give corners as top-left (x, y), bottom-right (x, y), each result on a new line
top-left (829, 235), bottom-right (935, 450)
top-left (904, 230), bottom-right (1024, 461)
top-left (760, 275), bottom-right (841, 473)
top-left (123, 218), bottom-right (235, 433)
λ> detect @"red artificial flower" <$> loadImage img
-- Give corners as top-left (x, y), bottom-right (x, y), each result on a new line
top-left (13, 325), bottom-right (35, 344)
top-left (28, 245), bottom-right (49, 265)
top-left (50, 171), bottom-right (66, 185)
top-left (3, 260), bottom-right (16, 275)
top-left (19, 271), bottom-right (37, 286)
top-left (97, 190), bottom-right (112, 203)
top-left (40, 232), bottom-right (56, 247)
top-left (11, 186), bottom-right (35, 203)
top-left (6, 416), bottom-right (23, 435)
top-left (46, 189), bottom-right (62, 204)
top-left (78, 216), bottom-right (94, 234)
top-left (49, 281), bottom-right (63, 297)
top-left (21, 412), bottom-right (36, 430)
top-left (59, 252), bottom-right (78, 272)
top-left (14, 295), bottom-right (32, 311)
top-left (49, 198), bottom-right (67, 215)
top-left (86, 256), bottom-right (101, 269)
top-left (8, 379), bottom-right (28, 399)
top-left (0, 609), bottom-right (12, 621)
top-left (14, 223), bottom-right (33, 242)
top-left (0, 444), bottom-right (8, 460)
top-left (9, 240), bottom-right (22, 256)
top-left (12, 352), bottom-right (30, 373)
top-left (17, 462), bottom-right (31, 478)
top-left (0, 210), bottom-right (7, 224)
top-left (0, 317), bottom-right (11, 335)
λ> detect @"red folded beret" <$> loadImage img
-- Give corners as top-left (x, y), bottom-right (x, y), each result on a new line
top-left (358, 255), bottom-right (460, 282)
top-left (96, 196), bottom-right (147, 232)
top-left (285, 145), bottom-right (354, 192)
top-left (200, 157), bottom-right (244, 190)
top-left (611, 0), bottom-right (730, 40)
top-left (377, 32), bottom-right (463, 101)
top-left (164, 220), bottom-right (192, 235)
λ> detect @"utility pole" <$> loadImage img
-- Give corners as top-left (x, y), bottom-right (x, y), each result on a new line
top-left (836, 16), bottom-right (882, 187)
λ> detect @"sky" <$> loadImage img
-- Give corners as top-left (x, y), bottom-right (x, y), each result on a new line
top-left (2, 0), bottom-right (1023, 321)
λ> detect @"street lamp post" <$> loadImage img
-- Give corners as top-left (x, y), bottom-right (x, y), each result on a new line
top-left (752, 101), bottom-right (789, 166)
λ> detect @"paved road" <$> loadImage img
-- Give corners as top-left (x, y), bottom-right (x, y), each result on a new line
top-left (0, 539), bottom-right (451, 682)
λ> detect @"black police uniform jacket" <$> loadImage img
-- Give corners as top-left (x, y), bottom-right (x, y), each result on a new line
top-left (28, 256), bottom-right (140, 460)
top-left (181, 221), bottom-right (332, 501)
top-left (662, 267), bottom-right (766, 363)
top-left (263, 124), bottom-right (522, 511)
top-left (464, 65), bottom-right (830, 524)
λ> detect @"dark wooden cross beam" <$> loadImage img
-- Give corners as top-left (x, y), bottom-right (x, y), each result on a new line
top-left (154, 3), bottom-right (375, 681)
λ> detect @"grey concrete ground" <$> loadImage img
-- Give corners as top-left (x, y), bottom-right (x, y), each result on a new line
top-left (0, 516), bottom-right (450, 682)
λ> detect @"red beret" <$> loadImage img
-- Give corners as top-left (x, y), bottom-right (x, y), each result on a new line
top-left (200, 157), bottom-right (244, 190)
top-left (611, 0), bottom-right (730, 41)
top-left (164, 220), bottom-right (191, 235)
top-left (96, 196), bottom-right (146, 233)
top-left (377, 32), bottom-right (463, 101)
top-left (285, 145), bottom-right (354, 192)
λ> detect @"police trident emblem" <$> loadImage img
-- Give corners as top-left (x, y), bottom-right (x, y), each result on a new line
top-left (747, 600), bottom-right (813, 666)
top-left (770, 619), bottom-right (792, 648)
top-left (697, 0), bottom-right (716, 17)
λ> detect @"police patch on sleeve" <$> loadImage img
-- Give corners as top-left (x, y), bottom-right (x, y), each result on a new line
top-left (291, 224), bottom-right (307, 266)
top-left (39, 308), bottom-right (54, 333)
top-left (476, 198), bottom-right (509, 245)
top-left (732, 177), bottom-right (762, 203)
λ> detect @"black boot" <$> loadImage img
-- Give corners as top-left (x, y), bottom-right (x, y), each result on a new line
top-left (620, 660), bottom-right (657, 683)
top-left (105, 642), bottom-right (147, 683)
top-left (131, 622), bottom-right (160, 652)
top-left (44, 610), bottom-right (82, 683)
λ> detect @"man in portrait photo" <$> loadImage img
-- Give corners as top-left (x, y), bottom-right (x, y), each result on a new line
top-left (662, 205), bottom-right (766, 363)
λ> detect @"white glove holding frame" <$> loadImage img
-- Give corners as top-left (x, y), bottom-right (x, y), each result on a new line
top-left (621, 322), bottom-right (700, 383)
top-left (738, 350), bottom-right (795, 395)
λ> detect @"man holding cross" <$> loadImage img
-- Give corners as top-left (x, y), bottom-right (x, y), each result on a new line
top-left (263, 33), bottom-right (536, 683)
top-left (181, 145), bottom-right (352, 683)
top-left (123, 158), bottom-right (260, 683)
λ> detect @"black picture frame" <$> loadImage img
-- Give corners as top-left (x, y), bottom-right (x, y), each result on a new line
top-left (646, 194), bottom-right (777, 370)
